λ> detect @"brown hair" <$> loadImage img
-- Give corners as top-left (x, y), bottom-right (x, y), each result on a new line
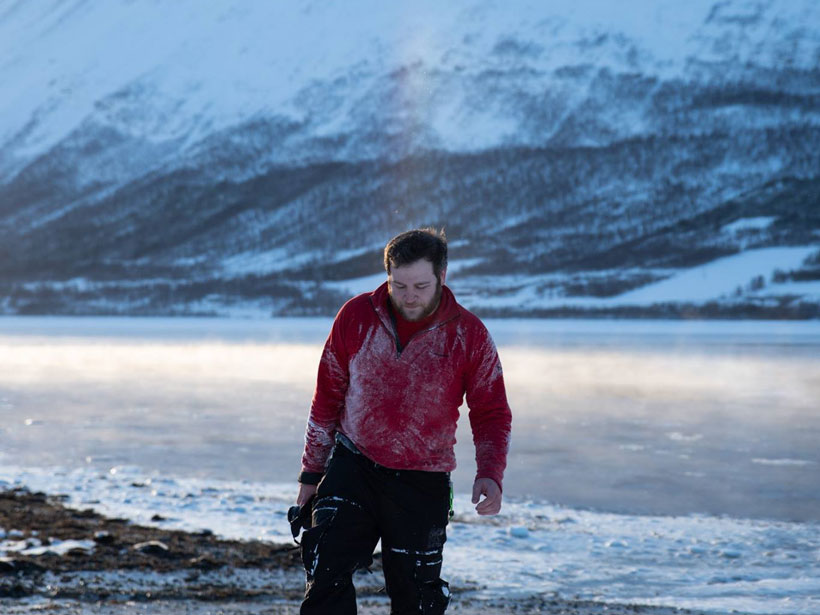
top-left (383, 228), bottom-right (448, 279)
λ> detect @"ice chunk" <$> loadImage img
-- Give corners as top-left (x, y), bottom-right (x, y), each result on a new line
top-left (509, 526), bottom-right (529, 539)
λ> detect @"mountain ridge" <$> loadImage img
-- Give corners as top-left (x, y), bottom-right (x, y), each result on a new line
top-left (1, 0), bottom-right (818, 317)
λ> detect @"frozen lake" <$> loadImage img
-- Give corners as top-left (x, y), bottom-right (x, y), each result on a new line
top-left (1, 316), bottom-right (817, 521)
top-left (1, 316), bottom-right (819, 613)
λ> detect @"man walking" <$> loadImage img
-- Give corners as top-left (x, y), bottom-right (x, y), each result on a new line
top-left (295, 228), bottom-right (512, 614)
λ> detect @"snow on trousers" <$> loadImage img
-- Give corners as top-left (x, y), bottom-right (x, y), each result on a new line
top-left (300, 439), bottom-right (451, 614)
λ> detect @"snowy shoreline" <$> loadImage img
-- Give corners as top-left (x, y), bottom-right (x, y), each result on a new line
top-left (0, 596), bottom-right (768, 615)
top-left (1, 464), bottom-right (817, 615)
top-left (0, 487), bottom-right (769, 615)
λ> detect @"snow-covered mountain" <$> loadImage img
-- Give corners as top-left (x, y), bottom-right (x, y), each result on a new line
top-left (1, 0), bottom-right (818, 317)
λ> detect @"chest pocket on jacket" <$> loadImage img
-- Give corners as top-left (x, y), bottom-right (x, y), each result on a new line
top-left (421, 335), bottom-right (462, 383)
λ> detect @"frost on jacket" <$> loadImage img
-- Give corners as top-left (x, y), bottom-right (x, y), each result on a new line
top-left (301, 282), bottom-right (511, 489)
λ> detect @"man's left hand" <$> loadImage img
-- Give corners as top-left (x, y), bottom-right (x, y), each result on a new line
top-left (472, 478), bottom-right (502, 515)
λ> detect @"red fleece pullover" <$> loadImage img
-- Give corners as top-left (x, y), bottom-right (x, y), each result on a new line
top-left (301, 282), bottom-right (512, 489)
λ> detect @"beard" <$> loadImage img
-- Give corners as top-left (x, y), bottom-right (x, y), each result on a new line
top-left (391, 280), bottom-right (442, 322)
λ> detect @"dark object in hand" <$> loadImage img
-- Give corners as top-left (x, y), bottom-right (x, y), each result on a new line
top-left (288, 499), bottom-right (313, 542)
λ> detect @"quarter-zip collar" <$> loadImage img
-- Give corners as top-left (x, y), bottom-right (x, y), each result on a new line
top-left (368, 281), bottom-right (460, 355)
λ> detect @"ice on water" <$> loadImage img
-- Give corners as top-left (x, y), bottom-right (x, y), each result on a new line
top-left (1, 316), bottom-right (819, 613)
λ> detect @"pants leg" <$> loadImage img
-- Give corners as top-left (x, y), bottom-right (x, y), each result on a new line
top-left (300, 446), bottom-right (380, 615)
top-left (378, 468), bottom-right (451, 615)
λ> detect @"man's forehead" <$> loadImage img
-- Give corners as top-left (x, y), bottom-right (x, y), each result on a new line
top-left (389, 259), bottom-right (436, 282)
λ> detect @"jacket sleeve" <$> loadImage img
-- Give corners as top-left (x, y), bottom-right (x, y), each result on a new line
top-left (300, 308), bottom-right (350, 474)
top-left (465, 322), bottom-right (512, 491)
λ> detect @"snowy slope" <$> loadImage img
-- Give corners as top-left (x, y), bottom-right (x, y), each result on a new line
top-left (0, 0), bottom-right (818, 317)
top-left (1, 0), bottom-right (817, 176)
top-left (449, 246), bottom-right (820, 312)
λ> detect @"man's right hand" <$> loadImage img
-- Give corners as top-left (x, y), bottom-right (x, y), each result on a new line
top-left (296, 482), bottom-right (318, 507)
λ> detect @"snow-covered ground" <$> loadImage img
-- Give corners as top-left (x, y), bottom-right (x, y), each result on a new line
top-left (1, 316), bottom-right (818, 613)
top-left (447, 246), bottom-right (820, 310)
top-left (612, 247), bottom-right (819, 305)
top-left (0, 463), bottom-right (817, 615)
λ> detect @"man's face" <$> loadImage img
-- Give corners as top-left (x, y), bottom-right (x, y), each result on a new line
top-left (388, 259), bottom-right (443, 322)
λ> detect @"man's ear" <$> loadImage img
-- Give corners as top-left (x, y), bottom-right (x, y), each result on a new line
top-left (440, 269), bottom-right (447, 285)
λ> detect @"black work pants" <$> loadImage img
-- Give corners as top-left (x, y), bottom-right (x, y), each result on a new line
top-left (300, 440), bottom-right (451, 614)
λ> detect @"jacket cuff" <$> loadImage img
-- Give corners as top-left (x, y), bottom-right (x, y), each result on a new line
top-left (298, 470), bottom-right (324, 485)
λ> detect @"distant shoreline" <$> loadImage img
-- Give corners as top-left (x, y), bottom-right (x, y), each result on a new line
top-left (1, 302), bottom-right (819, 319)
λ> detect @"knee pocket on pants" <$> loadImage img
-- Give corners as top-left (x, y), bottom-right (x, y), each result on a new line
top-left (387, 547), bottom-right (450, 614)
top-left (411, 548), bottom-right (449, 614)
top-left (300, 518), bottom-right (331, 580)
top-left (418, 577), bottom-right (450, 614)
top-left (300, 497), bottom-right (373, 582)
top-left (300, 496), bottom-right (343, 579)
